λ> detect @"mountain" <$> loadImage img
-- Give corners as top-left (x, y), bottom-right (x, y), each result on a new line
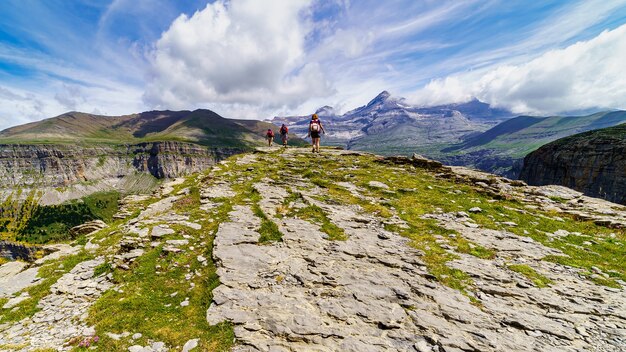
top-left (270, 91), bottom-right (512, 151)
top-left (0, 109), bottom-right (306, 204)
top-left (440, 110), bottom-right (626, 178)
top-left (520, 123), bottom-right (626, 204)
top-left (1, 148), bottom-right (625, 351)
top-left (272, 95), bottom-right (626, 180)
top-left (0, 109), bottom-right (304, 148)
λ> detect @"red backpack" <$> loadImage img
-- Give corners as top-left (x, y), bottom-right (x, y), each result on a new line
top-left (267, 129), bottom-right (274, 137)
top-left (280, 125), bottom-right (288, 134)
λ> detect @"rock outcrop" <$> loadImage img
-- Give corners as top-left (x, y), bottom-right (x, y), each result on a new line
top-left (520, 123), bottom-right (626, 204)
top-left (0, 241), bottom-right (43, 261)
top-left (204, 149), bottom-right (626, 352)
top-left (69, 220), bottom-right (108, 237)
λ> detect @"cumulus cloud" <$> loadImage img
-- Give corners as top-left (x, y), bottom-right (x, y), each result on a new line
top-left (408, 24), bottom-right (626, 114)
top-left (144, 0), bottom-right (334, 118)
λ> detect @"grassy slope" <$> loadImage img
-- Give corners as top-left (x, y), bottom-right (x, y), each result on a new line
top-left (0, 109), bottom-right (295, 148)
top-left (451, 110), bottom-right (626, 158)
top-left (539, 121), bottom-right (626, 149)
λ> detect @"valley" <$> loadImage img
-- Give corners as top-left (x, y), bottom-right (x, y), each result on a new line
top-left (0, 109), bottom-right (306, 204)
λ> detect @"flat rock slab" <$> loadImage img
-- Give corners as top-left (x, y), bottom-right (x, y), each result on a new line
top-left (205, 149), bottom-right (626, 352)
top-left (0, 262), bottom-right (40, 298)
top-left (0, 257), bottom-right (113, 350)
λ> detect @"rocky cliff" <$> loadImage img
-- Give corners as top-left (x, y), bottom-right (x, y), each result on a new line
top-left (0, 142), bottom-right (244, 204)
top-left (520, 123), bottom-right (626, 204)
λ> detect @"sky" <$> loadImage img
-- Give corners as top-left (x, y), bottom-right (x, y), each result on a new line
top-left (1, 0), bottom-right (626, 129)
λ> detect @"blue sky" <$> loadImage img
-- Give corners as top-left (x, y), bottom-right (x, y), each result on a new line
top-left (1, 0), bottom-right (625, 129)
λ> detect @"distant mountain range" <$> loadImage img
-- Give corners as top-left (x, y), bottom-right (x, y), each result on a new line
top-left (1, 109), bottom-right (305, 148)
top-left (271, 91), bottom-right (511, 152)
top-left (272, 92), bottom-right (626, 178)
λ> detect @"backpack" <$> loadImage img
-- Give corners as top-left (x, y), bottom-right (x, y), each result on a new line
top-left (267, 129), bottom-right (274, 137)
top-left (280, 126), bottom-right (288, 134)
top-left (310, 121), bottom-right (320, 132)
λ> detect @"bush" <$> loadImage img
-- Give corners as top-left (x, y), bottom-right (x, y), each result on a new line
top-left (16, 191), bottom-right (120, 244)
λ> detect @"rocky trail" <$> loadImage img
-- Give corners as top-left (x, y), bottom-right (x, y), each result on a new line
top-left (1, 147), bottom-right (625, 351)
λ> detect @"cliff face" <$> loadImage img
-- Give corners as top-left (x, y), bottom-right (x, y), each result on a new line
top-left (130, 142), bottom-right (243, 179)
top-left (0, 142), bottom-right (243, 188)
top-left (520, 124), bottom-right (626, 204)
top-left (0, 142), bottom-right (245, 205)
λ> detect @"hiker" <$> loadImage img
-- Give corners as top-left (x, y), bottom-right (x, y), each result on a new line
top-left (279, 124), bottom-right (289, 147)
top-left (266, 128), bottom-right (275, 147)
top-left (307, 114), bottom-right (325, 153)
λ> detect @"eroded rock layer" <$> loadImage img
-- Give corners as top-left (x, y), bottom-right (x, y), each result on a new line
top-left (0, 142), bottom-right (242, 188)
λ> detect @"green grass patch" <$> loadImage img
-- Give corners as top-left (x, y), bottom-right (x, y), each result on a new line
top-left (173, 186), bottom-right (201, 213)
top-left (291, 203), bottom-right (347, 241)
top-left (87, 245), bottom-right (234, 351)
top-left (93, 262), bottom-right (112, 277)
top-left (508, 264), bottom-right (553, 288)
top-left (246, 187), bottom-right (283, 244)
top-left (88, 196), bottom-right (234, 351)
top-left (454, 239), bottom-right (496, 259)
top-left (15, 191), bottom-right (120, 244)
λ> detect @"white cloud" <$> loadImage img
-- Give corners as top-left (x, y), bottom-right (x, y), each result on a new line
top-left (144, 0), bottom-right (334, 118)
top-left (0, 82), bottom-right (145, 130)
top-left (408, 24), bottom-right (626, 114)
top-left (54, 84), bottom-right (86, 110)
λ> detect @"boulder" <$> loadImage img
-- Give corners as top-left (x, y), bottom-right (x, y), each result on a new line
top-left (70, 220), bottom-right (108, 237)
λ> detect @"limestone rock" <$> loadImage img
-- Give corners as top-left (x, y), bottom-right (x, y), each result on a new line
top-left (70, 220), bottom-right (108, 237)
top-left (520, 124), bottom-right (626, 205)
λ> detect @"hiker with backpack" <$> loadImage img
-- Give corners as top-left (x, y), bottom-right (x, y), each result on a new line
top-left (307, 114), bottom-right (325, 153)
top-left (279, 124), bottom-right (289, 147)
top-left (266, 128), bottom-right (275, 147)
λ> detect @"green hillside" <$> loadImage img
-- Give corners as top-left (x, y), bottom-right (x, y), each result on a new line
top-left (0, 109), bottom-right (307, 148)
top-left (437, 110), bottom-right (626, 178)
top-left (451, 110), bottom-right (626, 158)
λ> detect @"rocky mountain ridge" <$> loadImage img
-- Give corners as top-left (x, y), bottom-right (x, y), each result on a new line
top-left (0, 109), bottom-right (305, 204)
top-left (0, 147), bottom-right (624, 351)
top-left (271, 91), bottom-right (511, 150)
top-left (520, 123), bottom-right (626, 205)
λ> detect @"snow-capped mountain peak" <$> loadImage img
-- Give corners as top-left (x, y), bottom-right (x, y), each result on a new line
top-left (315, 105), bottom-right (336, 116)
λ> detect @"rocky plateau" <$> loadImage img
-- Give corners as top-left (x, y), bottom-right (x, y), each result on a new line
top-left (0, 147), bottom-right (624, 351)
